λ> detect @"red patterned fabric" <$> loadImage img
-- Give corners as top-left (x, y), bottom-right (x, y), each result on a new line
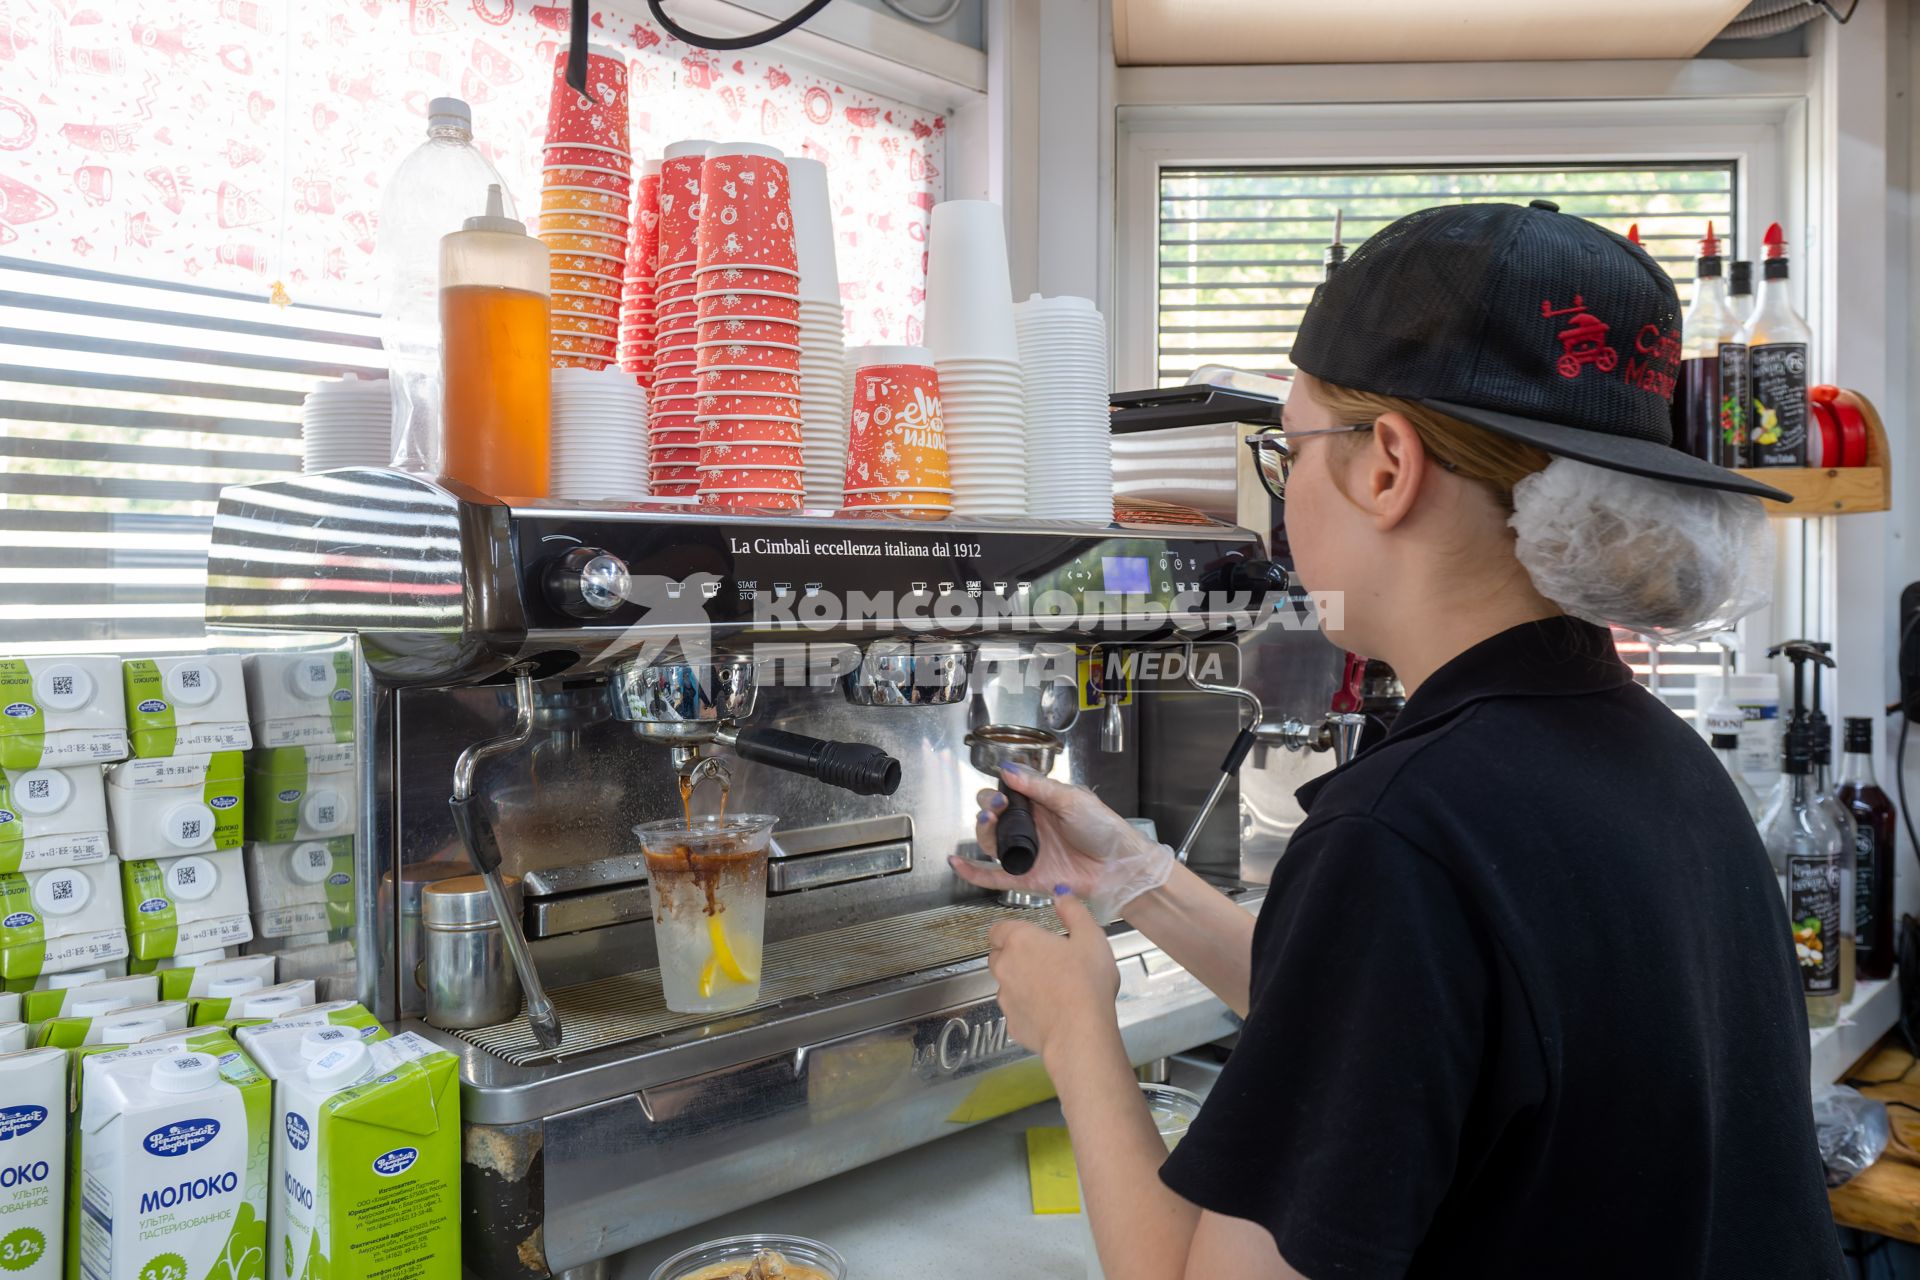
top-left (0, 1), bottom-right (944, 344)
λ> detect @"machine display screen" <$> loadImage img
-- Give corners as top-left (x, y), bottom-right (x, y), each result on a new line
top-left (1101, 555), bottom-right (1151, 594)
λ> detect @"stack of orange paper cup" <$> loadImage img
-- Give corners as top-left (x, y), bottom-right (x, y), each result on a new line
top-left (617, 159), bottom-right (662, 384)
top-left (539, 44), bottom-right (632, 371)
top-left (693, 142), bottom-right (804, 513)
top-left (841, 346), bottom-right (952, 520)
top-left (646, 139), bottom-right (716, 495)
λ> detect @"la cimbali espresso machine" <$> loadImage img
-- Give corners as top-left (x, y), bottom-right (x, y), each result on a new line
top-left (204, 466), bottom-right (1347, 1277)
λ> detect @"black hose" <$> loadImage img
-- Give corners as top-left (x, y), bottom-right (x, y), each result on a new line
top-left (647, 0), bottom-right (839, 51)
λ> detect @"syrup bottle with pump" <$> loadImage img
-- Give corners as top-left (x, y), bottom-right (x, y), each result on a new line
top-left (1703, 636), bottom-right (1761, 822)
top-left (1804, 644), bottom-right (1859, 1003)
top-left (1759, 641), bottom-right (1851, 1026)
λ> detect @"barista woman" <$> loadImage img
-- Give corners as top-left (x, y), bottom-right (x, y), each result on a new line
top-left (956, 203), bottom-right (1842, 1278)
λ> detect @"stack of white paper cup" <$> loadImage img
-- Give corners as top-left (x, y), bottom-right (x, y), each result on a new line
top-left (302, 375), bottom-right (392, 473)
top-left (925, 200), bottom-right (1025, 517)
top-left (1015, 294), bottom-right (1112, 523)
top-left (551, 367), bottom-right (649, 500)
top-left (789, 158), bottom-right (849, 506)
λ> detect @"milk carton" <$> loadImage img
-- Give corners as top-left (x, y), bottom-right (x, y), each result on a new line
top-left (0, 1047), bottom-right (64, 1279)
top-left (245, 839), bottom-right (354, 938)
top-left (0, 657), bottom-right (128, 769)
top-left (40, 1000), bottom-right (190, 1049)
top-left (250, 1030), bottom-right (458, 1280)
top-left (242, 653), bottom-right (355, 748)
top-left (120, 657), bottom-right (252, 759)
top-left (233, 1002), bottom-right (384, 1053)
top-left (0, 765), bottom-right (110, 873)
top-left (76, 1039), bottom-right (269, 1280)
top-left (16, 975), bottom-right (157, 1039)
top-left (224, 979), bottom-right (316, 1020)
top-left (0, 862), bottom-right (128, 982)
top-left (119, 848), bottom-right (252, 962)
top-left (0, 1022), bottom-right (24, 1052)
top-left (154, 955), bottom-right (275, 1004)
top-left (103, 753), bottom-right (245, 861)
top-left (245, 745), bottom-right (355, 845)
top-left (0, 991), bottom-right (18, 1022)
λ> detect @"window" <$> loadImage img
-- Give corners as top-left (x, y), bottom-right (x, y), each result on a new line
top-left (0, 3), bottom-right (945, 651)
top-left (1155, 162), bottom-right (1738, 387)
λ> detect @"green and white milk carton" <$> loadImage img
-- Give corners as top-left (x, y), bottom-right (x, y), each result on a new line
top-left (120, 658), bottom-right (252, 760)
top-left (0, 764), bottom-right (110, 874)
top-left (0, 1023), bottom-right (24, 1052)
top-left (223, 981), bottom-right (316, 1022)
top-left (240, 655), bottom-right (354, 749)
top-left (250, 1030), bottom-right (457, 1280)
top-left (244, 746), bottom-right (354, 845)
top-left (16, 975), bottom-right (155, 1041)
top-left (0, 991), bottom-right (18, 1022)
top-left (233, 1003), bottom-right (384, 1053)
top-left (142, 954), bottom-right (271, 1003)
top-left (39, 1000), bottom-right (190, 1049)
top-left (118, 848), bottom-right (253, 963)
top-left (0, 1046), bottom-right (64, 1279)
top-left (0, 657), bottom-right (128, 770)
top-left (0, 863), bottom-right (129, 983)
top-left (104, 753), bottom-right (245, 862)
top-left (76, 1037), bottom-right (269, 1280)
top-left (244, 839), bottom-right (354, 939)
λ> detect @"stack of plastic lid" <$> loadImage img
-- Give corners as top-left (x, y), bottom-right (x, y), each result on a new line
top-left (301, 375), bottom-right (391, 473)
top-left (788, 158), bottom-right (848, 507)
top-left (1014, 294), bottom-right (1112, 523)
top-left (551, 368), bottom-right (649, 500)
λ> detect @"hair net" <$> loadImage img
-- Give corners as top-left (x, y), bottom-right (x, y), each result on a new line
top-left (1508, 457), bottom-right (1774, 644)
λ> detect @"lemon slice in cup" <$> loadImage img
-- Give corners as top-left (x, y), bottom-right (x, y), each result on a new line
top-left (707, 911), bottom-right (760, 985)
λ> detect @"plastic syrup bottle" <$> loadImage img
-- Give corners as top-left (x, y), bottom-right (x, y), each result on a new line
top-left (1741, 223), bottom-right (1813, 467)
top-left (1837, 717), bottom-right (1898, 981)
top-left (1674, 223), bottom-right (1748, 467)
top-left (377, 97), bottom-right (515, 475)
top-left (439, 184), bottom-right (552, 500)
top-left (1804, 645), bottom-right (1858, 1002)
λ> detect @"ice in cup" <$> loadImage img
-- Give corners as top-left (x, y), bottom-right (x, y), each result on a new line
top-left (634, 815), bottom-right (776, 1014)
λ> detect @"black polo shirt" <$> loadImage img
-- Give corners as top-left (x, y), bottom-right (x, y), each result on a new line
top-left (1159, 616), bottom-right (1841, 1278)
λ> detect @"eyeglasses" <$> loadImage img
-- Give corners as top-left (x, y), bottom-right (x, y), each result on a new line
top-left (1243, 424), bottom-right (1373, 501)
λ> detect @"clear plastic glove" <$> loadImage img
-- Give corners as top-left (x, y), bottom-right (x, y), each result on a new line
top-left (951, 763), bottom-right (1175, 922)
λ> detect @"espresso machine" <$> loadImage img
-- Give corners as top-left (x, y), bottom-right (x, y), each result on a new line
top-left (204, 466), bottom-right (1345, 1278)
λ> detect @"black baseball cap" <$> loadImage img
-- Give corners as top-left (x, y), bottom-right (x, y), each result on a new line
top-left (1289, 201), bottom-right (1790, 502)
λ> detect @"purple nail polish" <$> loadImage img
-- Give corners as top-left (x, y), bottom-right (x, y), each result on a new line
top-left (1053, 884), bottom-right (1071, 896)
top-left (977, 811), bottom-right (992, 825)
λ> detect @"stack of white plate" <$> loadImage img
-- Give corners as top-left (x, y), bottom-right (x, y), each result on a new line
top-left (552, 367), bottom-right (649, 501)
top-left (301, 375), bottom-right (391, 473)
top-left (798, 301), bottom-right (848, 507)
top-left (1014, 294), bottom-right (1111, 523)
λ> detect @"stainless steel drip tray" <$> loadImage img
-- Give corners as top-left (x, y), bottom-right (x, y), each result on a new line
top-left (425, 885), bottom-right (1265, 1124)
top-left (459, 899), bottom-right (1046, 1068)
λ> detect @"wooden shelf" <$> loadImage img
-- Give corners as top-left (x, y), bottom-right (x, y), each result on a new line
top-left (1735, 464), bottom-right (1890, 515)
top-left (1739, 387), bottom-right (1892, 517)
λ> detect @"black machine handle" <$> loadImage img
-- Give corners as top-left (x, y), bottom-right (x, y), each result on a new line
top-left (997, 787), bottom-right (1041, 877)
top-left (728, 726), bottom-right (902, 796)
top-left (1218, 726), bottom-right (1258, 777)
top-left (449, 794), bottom-right (503, 876)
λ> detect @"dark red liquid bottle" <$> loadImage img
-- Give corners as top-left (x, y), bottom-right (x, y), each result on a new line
top-left (1836, 717), bottom-right (1898, 980)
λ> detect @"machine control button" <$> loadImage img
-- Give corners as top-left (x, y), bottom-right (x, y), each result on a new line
top-left (545, 546), bottom-right (632, 618)
top-left (804, 582), bottom-right (823, 597)
top-left (937, 582), bottom-right (954, 596)
top-left (910, 582), bottom-right (928, 595)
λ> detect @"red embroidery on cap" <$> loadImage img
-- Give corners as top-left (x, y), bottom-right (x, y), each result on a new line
top-left (1540, 295), bottom-right (1618, 379)
top-left (1622, 323), bottom-right (1681, 401)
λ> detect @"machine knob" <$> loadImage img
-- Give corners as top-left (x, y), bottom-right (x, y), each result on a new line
top-left (1199, 557), bottom-right (1290, 598)
top-left (545, 546), bottom-right (631, 618)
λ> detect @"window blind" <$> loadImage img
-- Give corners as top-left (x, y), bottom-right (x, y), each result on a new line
top-left (1157, 162), bottom-right (1739, 387)
top-left (0, 255), bottom-right (382, 654)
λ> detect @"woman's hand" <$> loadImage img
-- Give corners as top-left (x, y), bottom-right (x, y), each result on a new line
top-left (952, 764), bottom-right (1174, 920)
top-left (988, 888), bottom-right (1121, 1061)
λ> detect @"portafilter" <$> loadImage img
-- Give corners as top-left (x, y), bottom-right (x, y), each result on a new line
top-left (964, 723), bottom-right (1064, 877)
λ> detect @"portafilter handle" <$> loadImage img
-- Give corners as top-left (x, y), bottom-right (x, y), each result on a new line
top-left (997, 786), bottom-right (1041, 876)
top-left (717, 725), bottom-right (903, 796)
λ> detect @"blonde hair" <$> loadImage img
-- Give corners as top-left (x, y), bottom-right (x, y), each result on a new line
top-left (1308, 379), bottom-right (1551, 510)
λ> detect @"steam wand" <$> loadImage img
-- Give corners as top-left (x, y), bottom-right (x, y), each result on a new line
top-left (448, 667), bottom-right (564, 1050)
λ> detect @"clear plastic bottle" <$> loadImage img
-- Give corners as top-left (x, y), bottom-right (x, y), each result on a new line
top-left (377, 98), bottom-right (516, 475)
top-left (439, 185), bottom-right (551, 500)
top-left (1761, 724), bottom-right (1849, 1029)
top-left (1740, 223), bottom-right (1813, 467)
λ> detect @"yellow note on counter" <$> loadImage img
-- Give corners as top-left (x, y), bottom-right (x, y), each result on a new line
top-left (1026, 1125), bottom-right (1081, 1215)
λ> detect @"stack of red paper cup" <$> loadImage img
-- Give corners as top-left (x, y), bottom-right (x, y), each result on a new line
top-left (538, 45), bottom-right (632, 371)
top-left (692, 142), bottom-right (804, 513)
top-left (618, 159), bottom-right (661, 384)
top-left (646, 139), bottom-right (716, 496)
